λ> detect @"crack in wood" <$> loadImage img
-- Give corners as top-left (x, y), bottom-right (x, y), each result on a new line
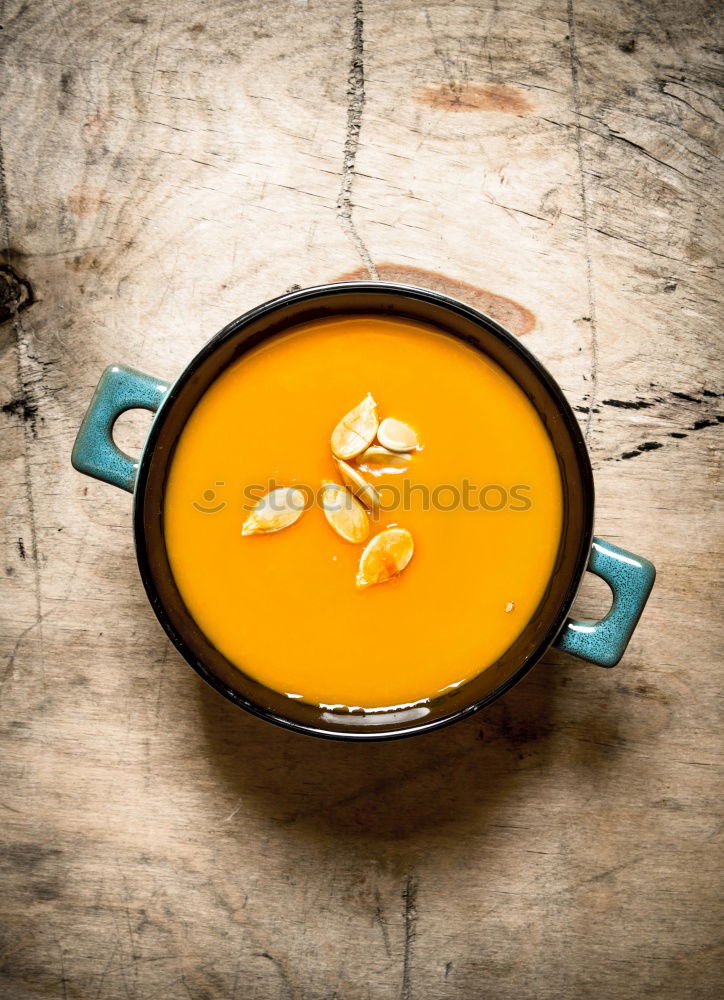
top-left (597, 387), bottom-right (722, 460)
top-left (620, 440), bottom-right (664, 460)
top-left (336, 0), bottom-right (378, 279)
top-left (400, 873), bottom-right (417, 1000)
top-left (566, 0), bottom-right (599, 445)
top-left (615, 417), bottom-right (721, 460)
top-left (602, 398), bottom-right (656, 410)
top-left (0, 81), bottom-right (45, 692)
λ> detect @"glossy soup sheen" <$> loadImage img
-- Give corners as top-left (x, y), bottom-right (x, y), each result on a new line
top-left (163, 315), bottom-right (563, 710)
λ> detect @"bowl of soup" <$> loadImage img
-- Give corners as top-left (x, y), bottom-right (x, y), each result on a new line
top-left (71, 282), bottom-right (655, 739)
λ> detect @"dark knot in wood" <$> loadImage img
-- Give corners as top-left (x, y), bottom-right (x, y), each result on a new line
top-left (0, 262), bottom-right (34, 324)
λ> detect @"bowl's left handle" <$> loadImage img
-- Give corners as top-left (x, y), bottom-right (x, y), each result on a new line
top-left (71, 365), bottom-right (169, 493)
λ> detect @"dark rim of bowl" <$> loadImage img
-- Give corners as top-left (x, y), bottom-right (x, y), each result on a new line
top-left (133, 281), bottom-right (594, 740)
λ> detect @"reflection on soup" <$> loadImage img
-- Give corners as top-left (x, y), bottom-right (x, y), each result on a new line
top-left (163, 315), bottom-right (563, 710)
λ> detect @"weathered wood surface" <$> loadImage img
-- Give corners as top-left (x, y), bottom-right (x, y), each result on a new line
top-left (1, 0), bottom-right (722, 997)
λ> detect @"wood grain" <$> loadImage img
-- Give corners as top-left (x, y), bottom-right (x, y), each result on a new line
top-left (1, 1), bottom-right (722, 997)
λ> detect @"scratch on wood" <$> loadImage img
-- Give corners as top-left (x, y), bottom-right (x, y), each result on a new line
top-left (257, 950), bottom-right (295, 1000)
top-left (92, 942), bottom-right (119, 1000)
top-left (221, 799), bottom-right (243, 824)
top-left (57, 938), bottom-right (69, 1000)
top-left (607, 129), bottom-right (699, 185)
top-left (424, 7), bottom-right (472, 104)
top-left (374, 888), bottom-right (392, 957)
top-left (148, 0), bottom-right (170, 97)
top-left (336, 0), bottom-right (378, 279)
top-left (48, 0), bottom-right (94, 103)
top-left (1, 615), bottom-right (49, 691)
top-left (401, 873), bottom-right (418, 1000)
top-left (566, 0), bottom-right (599, 443)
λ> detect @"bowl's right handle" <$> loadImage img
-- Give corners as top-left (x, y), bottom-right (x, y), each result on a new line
top-left (553, 537), bottom-right (656, 667)
top-left (71, 364), bottom-right (169, 493)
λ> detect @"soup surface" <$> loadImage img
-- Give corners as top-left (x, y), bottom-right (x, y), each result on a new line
top-left (163, 315), bottom-right (563, 709)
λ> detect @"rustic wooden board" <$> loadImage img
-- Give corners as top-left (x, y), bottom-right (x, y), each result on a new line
top-left (1, 0), bottom-right (722, 997)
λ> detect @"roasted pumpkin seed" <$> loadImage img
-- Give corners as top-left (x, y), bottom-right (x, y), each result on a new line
top-left (321, 482), bottom-right (369, 543)
top-left (356, 527), bottom-right (414, 589)
top-left (377, 417), bottom-right (419, 453)
top-left (357, 445), bottom-right (411, 475)
top-left (331, 393), bottom-right (378, 460)
top-left (336, 459), bottom-right (381, 510)
top-left (241, 487), bottom-right (306, 536)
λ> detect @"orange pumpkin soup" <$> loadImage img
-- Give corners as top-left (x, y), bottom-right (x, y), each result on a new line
top-left (163, 315), bottom-right (563, 710)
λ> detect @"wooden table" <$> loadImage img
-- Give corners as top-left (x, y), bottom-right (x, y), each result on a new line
top-left (1, 1), bottom-right (722, 997)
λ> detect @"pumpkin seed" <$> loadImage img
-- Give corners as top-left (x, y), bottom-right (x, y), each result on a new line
top-left (356, 528), bottom-right (414, 589)
top-left (357, 445), bottom-right (411, 476)
top-left (377, 417), bottom-right (419, 453)
top-left (321, 482), bottom-right (369, 544)
top-left (505, 601), bottom-right (515, 613)
top-left (336, 459), bottom-right (381, 510)
top-left (331, 393), bottom-right (378, 460)
top-left (241, 487), bottom-right (306, 536)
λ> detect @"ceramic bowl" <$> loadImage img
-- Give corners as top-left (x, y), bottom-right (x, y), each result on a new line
top-left (72, 282), bottom-right (655, 740)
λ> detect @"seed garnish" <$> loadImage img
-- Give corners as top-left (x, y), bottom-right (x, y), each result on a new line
top-left (336, 459), bottom-right (381, 511)
top-left (242, 397), bottom-right (420, 591)
top-left (331, 393), bottom-right (378, 460)
top-left (321, 482), bottom-right (369, 543)
top-left (241, 487), bottom-right (306, 536)
top-left (356, 527), bottom-right (415, 589)
top-left (377, 417), bottom-right (419, 453)
top-left (357, 445), bottom-right (411, 476)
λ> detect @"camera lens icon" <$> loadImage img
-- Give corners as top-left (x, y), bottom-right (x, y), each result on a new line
top-left (192, 482), bottom-right (227, 513)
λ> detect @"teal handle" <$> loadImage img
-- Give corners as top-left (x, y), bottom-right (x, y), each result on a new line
top-left (71, 365), bottom-right (169, 493)
top-left (554, 537), bottom-right (656, 667)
